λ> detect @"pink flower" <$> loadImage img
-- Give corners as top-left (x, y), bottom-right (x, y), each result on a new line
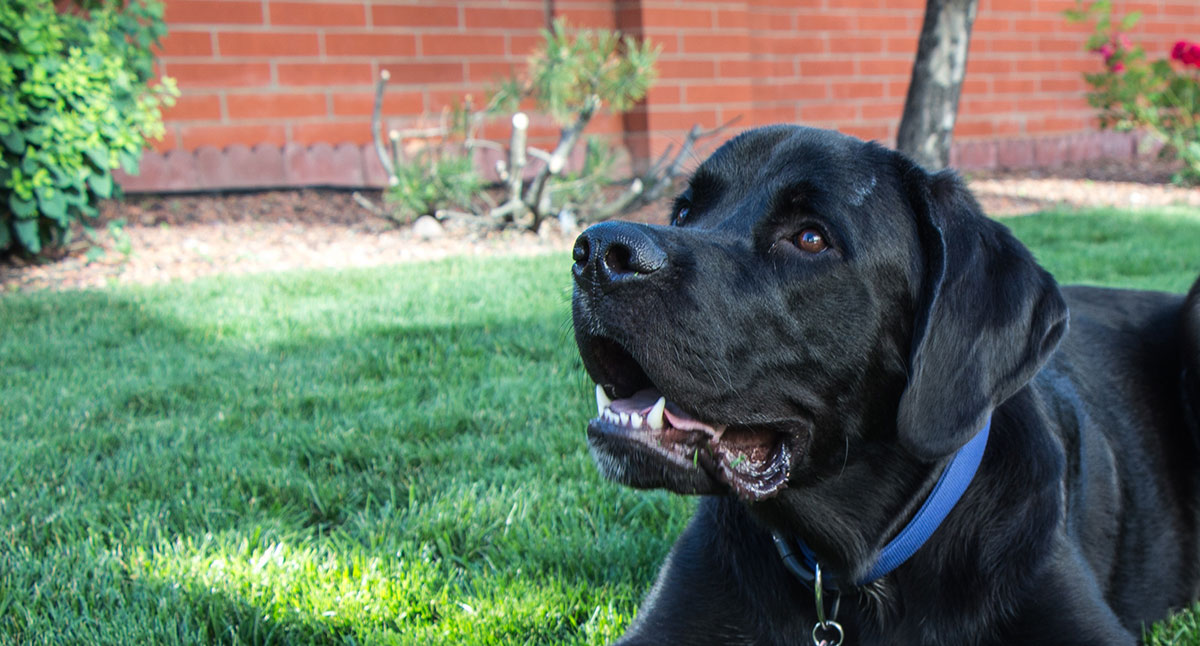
top-left (1117, 33), bottom-right (1131, 50)
top-left (1172, 40), bottom-right (1200, 68)
top-left (1111, 61), bottom-right (1126, 73)
top-left (1172, 40), bottom-right (1188, 61)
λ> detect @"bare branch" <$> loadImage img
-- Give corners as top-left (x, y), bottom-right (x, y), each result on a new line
top-left (695, 114), bottom-right (743, 139)
top-left (393, 126), bottom-right (450, 140)
top-left (525, 147), bottom-right (554, 164)
top-left (434, 209), bottom-right (478, 222)
top-left (505, 113), bottom-right (529, 217)
top-left (387, 130), bottom-right (403, 182)
top-left (525, 98), bottom-right (598, 227)
top-left (594, 177), bottom-right (644, 220)
top-left (371, 70), bottom-right (394, 176)
top-left (352, 190), bottom-right (386, 217)
top-left (464, 138), bottom-right (506, 153)
top-left (642, 116), bottom-right (741, 203)
top-left (646, 142), bottom-right (676, 178)
top-left (485, 112), bottom-right (533, 226)
top-left (488, 200), bottom-right (523, 220)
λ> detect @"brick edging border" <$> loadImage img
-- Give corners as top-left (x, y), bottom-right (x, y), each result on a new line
top-left (950, 131), bottom-right (1144, 171)
top-left (114, 131), bottom-right (1150, 194)
top-left (113, 142), bottom-right (391, 193)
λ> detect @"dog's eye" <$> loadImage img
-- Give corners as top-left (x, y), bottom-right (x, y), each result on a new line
top-left (674, 205), bottom-right (690, 225)
top-left (793, 229), bottom-right (828, 254)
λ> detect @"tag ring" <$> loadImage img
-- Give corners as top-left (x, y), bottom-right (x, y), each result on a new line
top-left (812, 620), bottom-right (844, 646)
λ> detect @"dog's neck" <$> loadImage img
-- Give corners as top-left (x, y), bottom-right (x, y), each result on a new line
top-left (758, 418), bottom-right (991, 588)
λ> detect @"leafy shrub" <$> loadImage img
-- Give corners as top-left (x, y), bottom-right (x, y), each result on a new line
top-left (487, 18), bottom-right (658, 228)
top-left (385, 151), bottom-right (484, 225)
top-left (489, 18), bottom-right (659, 127)
top-left (0, 0), bottom-right (177, 256)
top-left (374, 20), bottom-right (658, 229)
top-left (379, 99), bottom-right (485, 225)
top-left (1067, 0), bottom-right (1200, 184)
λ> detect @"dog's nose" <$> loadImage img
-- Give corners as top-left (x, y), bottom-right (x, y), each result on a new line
top-left (573, 221), bottom-right (667, 285)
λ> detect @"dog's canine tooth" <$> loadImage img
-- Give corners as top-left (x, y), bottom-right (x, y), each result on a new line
top-left (648, 397), bottom-right (666, 430)
top-left (595, 384), bottom-right (612, 416)
top-left (630, 412), bottom-right (643, 427)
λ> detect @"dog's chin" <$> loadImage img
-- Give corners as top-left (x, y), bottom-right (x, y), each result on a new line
top-left (586, 426), bottom-right (726, 496)
top-left (586, 387), bottom-right (798, 502)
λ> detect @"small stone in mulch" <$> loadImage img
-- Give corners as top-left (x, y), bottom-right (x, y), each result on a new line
top-left (412, 215), bottom-right (445, 240)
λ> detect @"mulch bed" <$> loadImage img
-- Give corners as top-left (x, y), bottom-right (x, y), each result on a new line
top-left (1, 159), bottom-right (1197, 293)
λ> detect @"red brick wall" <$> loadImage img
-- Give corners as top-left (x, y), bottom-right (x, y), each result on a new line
top-left (618, 0), bottom-right (1197, 166)
top-left (128, 0), bottom-right (1200, 191)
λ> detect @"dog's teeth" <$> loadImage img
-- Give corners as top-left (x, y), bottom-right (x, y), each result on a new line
top-left (630, 412), bottom-right (643, 427)
top-left (595, 384), bottom-right (612, 415)
top-left (647, 397), bottom-right (666, 430)
top-left (603, 409), bottom-right (617, 423)
top-left (620, 412), bottom-right (630, 426)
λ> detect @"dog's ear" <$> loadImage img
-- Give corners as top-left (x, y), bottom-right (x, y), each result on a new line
top-left (896, 159), bottom-right (1068, 460)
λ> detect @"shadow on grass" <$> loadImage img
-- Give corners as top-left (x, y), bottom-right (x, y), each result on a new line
top-left (0, 265), bottom-right (673, 643)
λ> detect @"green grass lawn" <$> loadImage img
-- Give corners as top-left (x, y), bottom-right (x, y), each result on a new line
top-left (0, 206), bottom-right (1198, 645)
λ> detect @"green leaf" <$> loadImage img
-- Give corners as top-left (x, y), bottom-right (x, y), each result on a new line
top-left (84, 146), bottom-right (109, 169)
top-left (87, 171), bottom-right (113, 199)
top-left (8, 194), bottom-right (36, 218)
top-left (85, 245), bottom-right (105, 264)
top-left (119, 149), bottom-right (140, 175)
top-left (17, 27), bottom-right (42, 53)
top-left (0, 222), bottom-right (10, 250)
top-left (63, 184), bottom-right (87, 206)
top-left (1119, 11), bottom-right (1142, 31)
top-left (0, 130), bottom-right (24, 154)
top-left (13, 217), bottom-right (39, 254)
top-left (22, 127), bottom-right (45, 146)
top-left (36, 187), bottom-right (67, 223)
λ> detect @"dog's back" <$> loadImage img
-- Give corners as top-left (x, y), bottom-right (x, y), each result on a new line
top-left (1041, 279), bottom-right (1200, 624)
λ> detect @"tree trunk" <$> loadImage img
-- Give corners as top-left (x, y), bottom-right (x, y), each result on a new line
top-left (896, 0), bottom-right (978, 171)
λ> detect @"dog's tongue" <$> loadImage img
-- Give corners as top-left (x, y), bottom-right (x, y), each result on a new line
top-left (609, 389), bottom-right (661, 413)
top-left (609, 388), bottom-right (726, 435)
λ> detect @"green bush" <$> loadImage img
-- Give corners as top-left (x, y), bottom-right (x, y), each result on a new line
top-left (375, 20), bottom-right (658, 229)
top-left (0, 0), bottom-right (177, 256)
top-left (386, 152), bottom-right (484, 225)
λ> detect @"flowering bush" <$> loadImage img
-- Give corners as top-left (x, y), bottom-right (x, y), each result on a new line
top-left (1067, 1), bottom-right (1200, 183)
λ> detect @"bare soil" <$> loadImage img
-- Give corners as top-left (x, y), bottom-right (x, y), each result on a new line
top-left (1, 159), bottom-right (1197, 293)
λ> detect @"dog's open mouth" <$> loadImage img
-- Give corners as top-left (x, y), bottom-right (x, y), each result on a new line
top-left (589, 382), bottom-right (792, 501)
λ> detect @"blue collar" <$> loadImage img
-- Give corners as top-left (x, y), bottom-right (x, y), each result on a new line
top-left (773, 417), bottom-right (991, 588)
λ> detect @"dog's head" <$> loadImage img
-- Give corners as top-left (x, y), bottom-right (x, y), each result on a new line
top-left (572, 125), bottom-right (1067, 502)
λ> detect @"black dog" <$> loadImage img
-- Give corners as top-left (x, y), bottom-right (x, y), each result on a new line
top-left (571, 125), bottom-right (1200, 645)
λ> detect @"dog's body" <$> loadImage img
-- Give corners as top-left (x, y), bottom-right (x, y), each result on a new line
top-left (571, 125), bottom-right (1200, 645)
